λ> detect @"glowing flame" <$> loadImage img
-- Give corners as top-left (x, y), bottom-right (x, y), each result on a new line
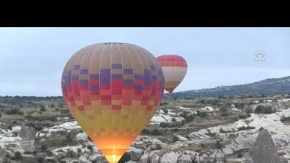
top-left (112, 154), bottom-right (116, 162)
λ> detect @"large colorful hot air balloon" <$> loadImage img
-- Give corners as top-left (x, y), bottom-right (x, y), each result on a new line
top-left (156, 54), bottom-right (187, 94)
top-left (61, 42), bottom-right (164, 163)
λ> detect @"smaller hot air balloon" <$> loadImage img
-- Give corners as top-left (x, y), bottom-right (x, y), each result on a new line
top-left (156, 54), bottom-right (187, 94)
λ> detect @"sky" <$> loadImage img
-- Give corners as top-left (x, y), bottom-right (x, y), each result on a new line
top-left (0, 27), bottom-right (289, 96)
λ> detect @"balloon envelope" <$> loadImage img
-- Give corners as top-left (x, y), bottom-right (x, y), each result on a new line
top-left (61, 42), bottom-right (164, 163)
top-left (156, 54), bottom-right (187, 94)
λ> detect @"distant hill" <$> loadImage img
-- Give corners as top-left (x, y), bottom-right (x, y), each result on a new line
top-left (168, 76), bottom-right (290, 99)
top-left (1, 76), bottom-right (290, 100)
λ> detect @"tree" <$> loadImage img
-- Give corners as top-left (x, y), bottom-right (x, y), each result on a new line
top-left (220, 106), bottom-right (229, 116)
top-left (255, 105), bottom-right (263, 114)
top-left (199, 99), bottom-right (205, 104)
top-left (215, 140), bottom-right (222, 149)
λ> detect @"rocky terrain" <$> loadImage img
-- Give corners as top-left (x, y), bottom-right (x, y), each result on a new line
top-left (1, 94), bottom-right (290, 162)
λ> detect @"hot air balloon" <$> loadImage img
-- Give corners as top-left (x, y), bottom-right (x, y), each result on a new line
top-left (156, 54), bottom-right (187, 94)
top-left (61, 42), bottom-right (164, 163)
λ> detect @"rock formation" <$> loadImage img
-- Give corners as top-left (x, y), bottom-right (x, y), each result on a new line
top-left (18, 123), bottom-right (36, 140)
top-left (244, 129), bottom-right (282, 163)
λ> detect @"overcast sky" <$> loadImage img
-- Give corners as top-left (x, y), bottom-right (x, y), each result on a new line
top-left (0, 27), bottom-right (289, 96)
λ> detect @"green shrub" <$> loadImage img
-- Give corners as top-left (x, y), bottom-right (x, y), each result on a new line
top-left (156, 144), bottom-right (162, 150)
top-left (255, 105), bottom-right (274, 114)
top-left (281, 116), bottom-right (290, 122)
top-left (238, 126), bottom-right (255, 131)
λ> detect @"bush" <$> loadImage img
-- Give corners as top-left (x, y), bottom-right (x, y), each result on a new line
top-left (40, 144), bottom-right (48, 151)
top-left (141, 129), bottom-right (163, 135)
top-left (206, 130), bottom-right (216, 137)
top-left (263, 105), bottom-right (274, 114)
top-left (173, 135), bottom-right (179, 142)
top-left (245, 107), bottom-right (253, 114)
top-left (281, 116), bottom-right (290, 122)
top-left (215, 140), bottom-right (222, 149)
top-left (14, 151), bottom-right (22, 160)
top-left (160, 102), bottom-right (168, 106)
top-left (162, 108), bottom-right (168, 114)
top-left (159, 122), bottom-right (168, 128)
top-left (66, 149), bottom-right (78, 158)
top-left (87, 145), bottom-right (93, 153)
top-left (50, 117), bottom-right (57, 121)
top-left (234, 103), bottom-right (245, 109)
top-left (219, 128), bottom-right (231, 133)
top-left (255, 105), bottom-right (263, 113)
top-left (199, 99), bottom-right (205, 104)
top-left (238, 114), bottom-right (248, 119)
top-left (219, 106), bottom-right (229, 116)
top-left (151, 129), bottom-right (162, 135)
top-left (196, 111), bottom-right (207, 117)
top-left (23, 151), bottom-right (31, 154)
top-left (156, 144), bottom-right (162, 150)
top-left (207, 99), bottom-right (220, 106)
top-left (255, 105), bottom-right (274, 114)
top-left (180, 111), bottom-right (194, 122)
top-left (238, 126), bottom-right (255, 131)
top-left (140, 128), bottom-right (149, 134)
top-left (4, 108), bottom-right (23, 115)
top-left (40, 108), bottom-right (46, 112)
